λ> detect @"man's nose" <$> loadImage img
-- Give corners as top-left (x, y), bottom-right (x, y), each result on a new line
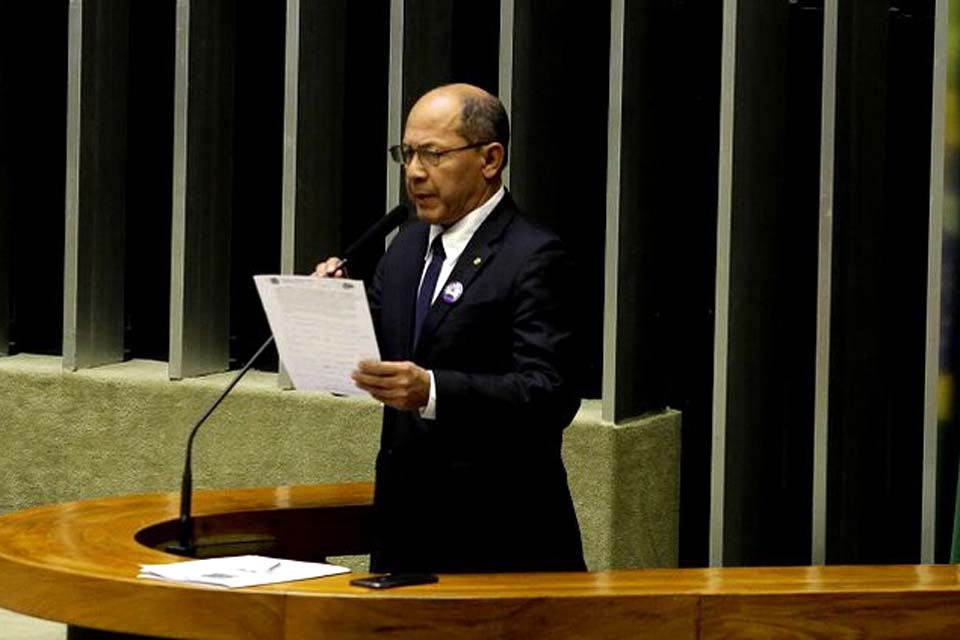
top-left (405, 154), bottom-right (428, 179)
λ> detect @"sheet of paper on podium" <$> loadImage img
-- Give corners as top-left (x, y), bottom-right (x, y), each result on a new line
top-left (139, 555), bottom-right (350, 588)
top-left (254, 275), bottom-right (380, 396)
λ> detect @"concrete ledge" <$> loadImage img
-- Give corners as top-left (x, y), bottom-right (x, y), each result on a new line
top-left (0, 354), bottom-right (680, 570)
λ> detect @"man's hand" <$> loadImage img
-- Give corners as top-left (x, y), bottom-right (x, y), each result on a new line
top-left (312, 257), bottom-right (347, 278)
top-left (352, 360), bottom-right (430, 411)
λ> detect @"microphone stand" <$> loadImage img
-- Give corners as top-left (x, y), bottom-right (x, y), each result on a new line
top-left (166, 335), bottom-right (275, 557)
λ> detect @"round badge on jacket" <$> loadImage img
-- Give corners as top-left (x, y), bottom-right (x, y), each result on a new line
top-left (442, 281), bottom-right (464, 304)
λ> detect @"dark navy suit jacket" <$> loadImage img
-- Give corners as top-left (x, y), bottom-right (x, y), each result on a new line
top-left (367, 192), bottom-right (585, 573)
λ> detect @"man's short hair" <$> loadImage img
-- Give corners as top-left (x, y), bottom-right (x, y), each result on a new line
top-left (459, 93), bottom-right (510, 169)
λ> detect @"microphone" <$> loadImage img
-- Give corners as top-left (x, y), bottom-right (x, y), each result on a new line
top-left (334, 203), bottom-right (409, 272)
top-left (166, 204), bottom-right (409, 557)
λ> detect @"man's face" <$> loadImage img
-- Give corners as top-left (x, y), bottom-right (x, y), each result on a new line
top-left (402, 93), bottom-right (490, 227)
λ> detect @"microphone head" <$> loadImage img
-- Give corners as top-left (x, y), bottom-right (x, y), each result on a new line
top-left (341, 204), bottom-right (409, 260)
top-left (381, 203), bottom-right (410, 230)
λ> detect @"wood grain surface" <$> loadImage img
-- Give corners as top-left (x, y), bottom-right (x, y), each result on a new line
top-left (1, 484), bottom-right (960, 638)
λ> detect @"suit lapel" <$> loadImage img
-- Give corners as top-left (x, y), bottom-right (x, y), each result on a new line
top-left (415, 196), bottom-right (517, 356)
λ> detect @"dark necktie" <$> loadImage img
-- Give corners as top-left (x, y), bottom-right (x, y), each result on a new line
top-left (413, 234), bottom-right (445, 349)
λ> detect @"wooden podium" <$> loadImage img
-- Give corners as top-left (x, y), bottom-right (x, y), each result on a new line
top-left (2, 483), bottom-right (960, 639)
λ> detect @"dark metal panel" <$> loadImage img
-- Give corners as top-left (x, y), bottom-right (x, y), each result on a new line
top-left (290, 0), bottom-right (348, 276)
top-left (600, 0), bottom-right (722, 568)
top-left (63, 0), bottom-right (130, 370)
top-left (0, 5), bottom-right (9, 356)
top-left (169, 0), bottom-right (235, 379)
top-left (229, 1), bottom-right (285, 370)
top-left (402, 0), bottom-right (453, 119)
top-left (512, 0), bottom-right (609, 401)
top-left (282, 0), bottom-right (390, 282)
top-left (123, 0), bottom-right (175, 362)
top-left (0, 186), bottom-right (6, 355)
top-left (0, 3), bottom-right (68, 357)
top-left (827, 0), bottom-right (936, 564)
top-left (401, 0), bottom-right (500, 123)
top-left (721, 0), bottom-right (823, 567)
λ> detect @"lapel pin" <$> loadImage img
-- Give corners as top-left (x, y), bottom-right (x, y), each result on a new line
top-left (472, 256), bottom-right (482, 266)
top-left (442, 281), bottom-right (464, 304)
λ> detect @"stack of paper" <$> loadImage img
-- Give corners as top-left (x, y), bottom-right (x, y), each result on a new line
top-left (254, 275), bottom-right (381, 396)
top-left (138, 555), bottom-right (350, 589)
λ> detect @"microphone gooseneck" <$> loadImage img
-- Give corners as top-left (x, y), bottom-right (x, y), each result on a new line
top-left (167, 335), bottom-right (275, 556)
top-left (336, 203), bottom-right (408, 271)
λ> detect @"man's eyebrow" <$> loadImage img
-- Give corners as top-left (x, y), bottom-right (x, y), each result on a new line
top-left (402, 143), bottom-right (443, 154)
top-left (403, 134), bottom-right (446, 145)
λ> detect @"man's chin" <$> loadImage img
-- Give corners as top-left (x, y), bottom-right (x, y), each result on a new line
top-left (415, 204), bottom-right (446, 225)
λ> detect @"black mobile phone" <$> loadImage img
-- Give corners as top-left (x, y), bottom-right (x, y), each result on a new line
top-left (350, 573), bottom-right (439, 589)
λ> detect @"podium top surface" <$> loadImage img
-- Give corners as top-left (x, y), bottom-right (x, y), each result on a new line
top-left (2, 483), bottom-right (960, 639)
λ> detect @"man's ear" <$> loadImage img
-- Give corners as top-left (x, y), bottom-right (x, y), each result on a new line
top-left (480, 143), bottom-right (505, 179)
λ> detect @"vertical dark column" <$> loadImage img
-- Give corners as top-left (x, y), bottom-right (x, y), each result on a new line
top-left (282, 0), bottom-right (390, 285)
top-left (229, 1), bottom-right (285, 370)
top-left (0, 177), bottom-right (6, 355)
top-left (401, 0), bottom-right (500, 123)
top-left (402, 0), bottom-right (452, 117)
top-left (720, 0), bottom-right (823, 566)
top-left (0, 7), bottom-right (9, 356)
top-left (288, 0), bottom-right (348, 277)
top-left (123, 0), bottom-right (175, 362)
top-left (169, 0), bottom-right (236, 379)
top-left (63, 0), bottom-right (130, 370)
top-left (0, 3), bottom-right (68, 357)
top-left (340, 1), bottom-right (392, 276)
top-left (512, 0), bottom-right (610, 400)
top-left (606, 0), bottom-right (722, 567)
top-left (827, 0), bottom-right (935, 564)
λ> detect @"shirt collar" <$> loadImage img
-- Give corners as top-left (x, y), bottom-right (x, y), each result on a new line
top-left (426, 185), bottom-right (506, 262)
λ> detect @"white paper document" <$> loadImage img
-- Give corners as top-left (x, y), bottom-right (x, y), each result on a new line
top-left (254, 275), bottom-right (380, 396)
top-left (138, 554), bottom-right (350, 589)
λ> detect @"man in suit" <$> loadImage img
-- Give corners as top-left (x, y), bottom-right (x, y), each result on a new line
top-left (316, 83), bottom-right (584, 574)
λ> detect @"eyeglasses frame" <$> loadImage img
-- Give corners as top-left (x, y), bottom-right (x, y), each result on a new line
top-left (388, 141), bottom-right (495, 167)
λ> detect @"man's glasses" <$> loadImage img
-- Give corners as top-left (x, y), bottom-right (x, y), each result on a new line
top-left (388, 142), bottom-right (492, 167)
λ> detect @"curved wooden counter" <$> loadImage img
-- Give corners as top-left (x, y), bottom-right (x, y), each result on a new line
top-left (2, 485), bottom-right (960, 639)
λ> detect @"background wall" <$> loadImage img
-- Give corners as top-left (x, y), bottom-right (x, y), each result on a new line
top-left (0, 0), bottom-right (954, 568)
